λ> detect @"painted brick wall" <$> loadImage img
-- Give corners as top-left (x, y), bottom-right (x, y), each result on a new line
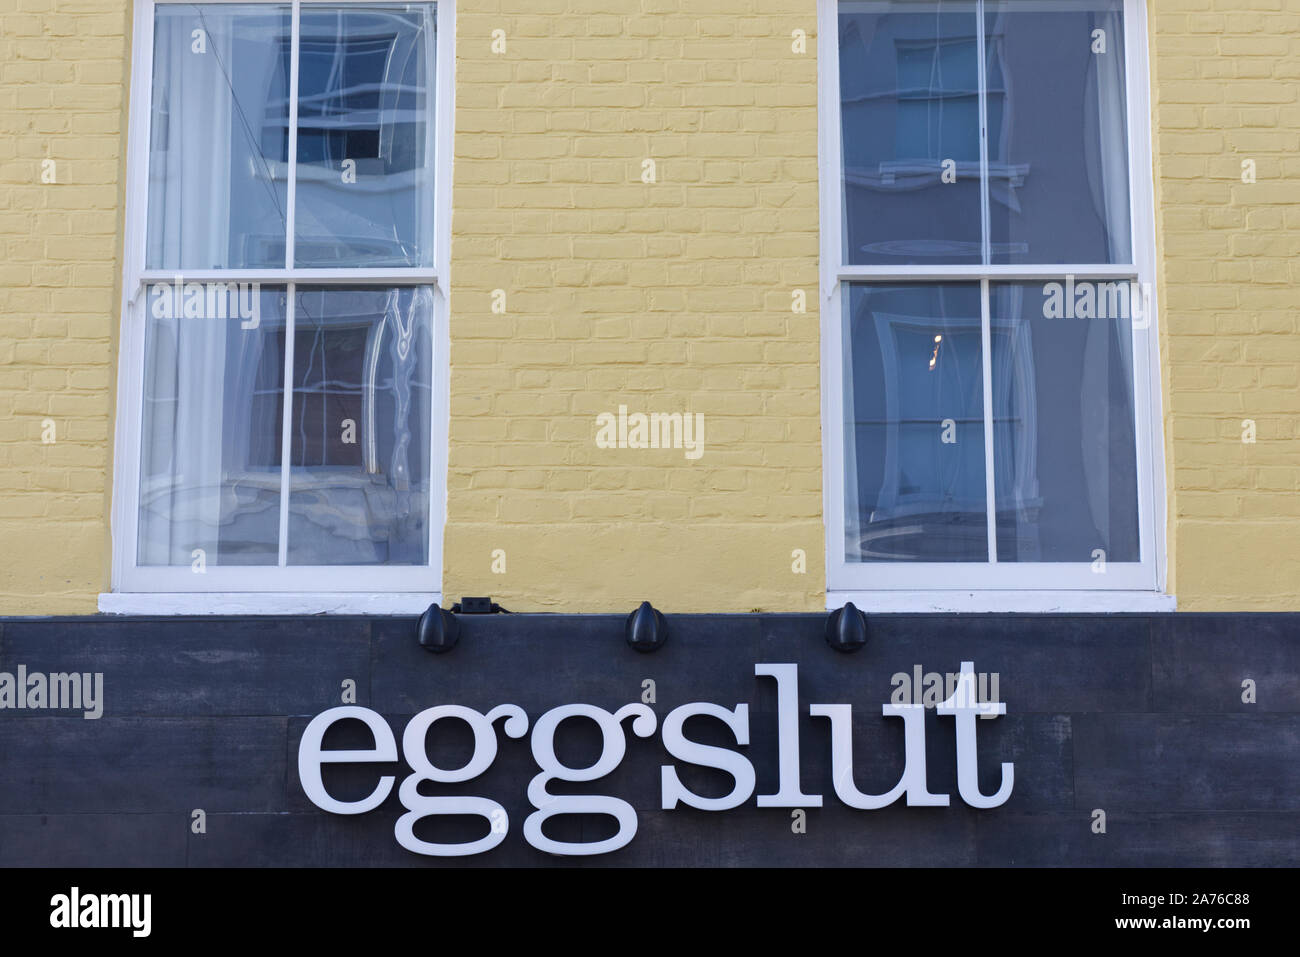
top-left (0, 0), bottom-right (1297, 613)
top-left (0, 0), bottom-right (127, 613)
top-left (442, 0), bottom-right (823, 612)
top-left (1150, 1), bottom-right (1300, 609)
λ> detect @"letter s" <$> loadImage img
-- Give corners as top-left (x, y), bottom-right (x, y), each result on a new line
top-left (660, 702), bottom-right (755, 810)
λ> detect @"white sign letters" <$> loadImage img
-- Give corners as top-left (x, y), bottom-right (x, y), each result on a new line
top-left (298, 661), bottom-right (1013, 856)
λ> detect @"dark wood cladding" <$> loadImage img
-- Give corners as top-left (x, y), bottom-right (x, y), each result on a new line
top-left (0, 612), bottom-right (1295, 866)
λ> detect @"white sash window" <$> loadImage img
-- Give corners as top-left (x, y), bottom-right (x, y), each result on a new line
top-left (819, 0), bottom-right (1171, 610)
top-left (108, 0), bottom-right (454, 612)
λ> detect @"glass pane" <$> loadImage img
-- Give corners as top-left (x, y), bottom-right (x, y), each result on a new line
top-left (148, 5), bottom-right (291, 269)
top-left (844, 283), bottom-right (987, 562)
top-left (293, 4), bottom-right (436, 267)
top-left (989, 280), bottom-right (1140, 561)
top-left (138, 283), bottom-right (288, 565)
top-left (287, 286), bottom-right (433, 564)
top-left (839, 1), bottom-right (983, 265)
top-left (985, 0), bottom-right (1131, 264)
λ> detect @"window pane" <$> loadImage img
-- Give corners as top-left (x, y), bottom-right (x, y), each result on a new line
top-left (985, 0), bottom-right (1131, 264)
top-left (989, 280), bottom-right (1140, 561)
top-left (287, 287), bottom-right (433, 564)
top-left (293, 5), bottom-right (436, 267)
top-left (148, 5), bottom-right (291, 270)
top-left (138, 284), bottom-right (288, 565)
top-left (844, 283), bottom-right (987, 562)
top-left (840, 1), bottom-right (983, 265)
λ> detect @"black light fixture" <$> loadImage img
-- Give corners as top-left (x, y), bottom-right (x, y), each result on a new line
top-left (825, 602), bottom-right (868, 653)
top-left (626, 601), bottom-right (667, 652)
top-left (451, 597), bottom-right (510, 614)
top-left (416, 602), bottom-right (460, 653)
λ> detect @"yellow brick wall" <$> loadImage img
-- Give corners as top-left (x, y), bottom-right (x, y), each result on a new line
top-left (0, 0), bottom-right (127, 613)
top-left (1150, 0), bottom-right (1300, 610)
top-left (443, 0), bottom-right (823, 612)
top-left (0, 0), bottom-right (1296, 613)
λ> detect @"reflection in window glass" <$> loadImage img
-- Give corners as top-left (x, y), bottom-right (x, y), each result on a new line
top-left (844, 283), bottom-right (987, 562)
top-left (839, 1), bottom-right (983, 265)
top-left (287, 287), bottom-right (433, 564)
top-left (837, 0), bottom-right (1131, 267)
top-left (985, 0), bottom-right (1131, 264)
top-left (990, 280), bottom-right (1139, 561)
top-left (294, 5), bottom-right (436, 267)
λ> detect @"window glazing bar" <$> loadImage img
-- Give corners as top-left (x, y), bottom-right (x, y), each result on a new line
top-left (980, 277), bottom-right (997, 562)
top-left (277, 282), bottom-right (296, 567)
top-left (138, 269), bottom-right (439, 284)
top-left (285, 0), bottom-right (301, 270)
top-left (976, 0), bottom-right (991, 267)
top-left (836, 264), bottom-right (1139, 281)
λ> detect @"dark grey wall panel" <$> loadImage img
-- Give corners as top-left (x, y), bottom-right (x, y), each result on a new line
top-left (600, 804), bottom-right (980, 868)
top-left (0, 617), bottom-right (371, 716)
top-left (841, 614), bottom-right (1154, 713)
top-left (1073, 714), bottom-right (1300, 811)
top-left (370, 614), bottom-right (772, 714)
top-left (1151, 614), bottom-right (1300, 712)
top-left (0, 814), bottom-right (187, 867)
top-left (0, 716), bottom-right (287, 814)
top-left (0, 612), bottom-right (1296, 866)
top-left (188, 812), bottom-right (414, 868)
top-left (187, 806), bottom-right (982, 868)
top-left (976, 811), bottom-right (1300, 867)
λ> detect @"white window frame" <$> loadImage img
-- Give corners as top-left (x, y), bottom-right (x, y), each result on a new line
top-left (103, 0), bottom-right (454, 614)
top-left (818, 0), bottom-right (1173, 612)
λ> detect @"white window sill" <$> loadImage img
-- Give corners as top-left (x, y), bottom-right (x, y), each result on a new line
top-left (98, 591), bottom-right (1176, 616)
top-left (828, 590), bottom-right (1177, 614)
top-left (97, 592), bottom-right (442, 616)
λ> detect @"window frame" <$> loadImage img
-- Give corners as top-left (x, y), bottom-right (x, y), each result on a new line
top-left (105, 0), bottom-right (454, 612)
top-left (817, 0), bottom-right (1172, 610)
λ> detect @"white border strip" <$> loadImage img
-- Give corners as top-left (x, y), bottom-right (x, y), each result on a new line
top-left (829, 589), bottom-right (1176, 613)
top-left (109, 0), bottom-right (154, 598)
top-left (1127, 0), bottom-right (1169, 594)
top-left (98, 591), bottom-right (443, 615)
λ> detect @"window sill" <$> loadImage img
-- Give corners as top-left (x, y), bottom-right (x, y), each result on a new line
top-left (827, 590), bottom-right (1177, 614)
top-left (97, 592), bottom-right (442, 616)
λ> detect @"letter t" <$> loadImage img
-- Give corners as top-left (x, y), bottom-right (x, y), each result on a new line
top-left (936, 662), bottom-right (1013, 808)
